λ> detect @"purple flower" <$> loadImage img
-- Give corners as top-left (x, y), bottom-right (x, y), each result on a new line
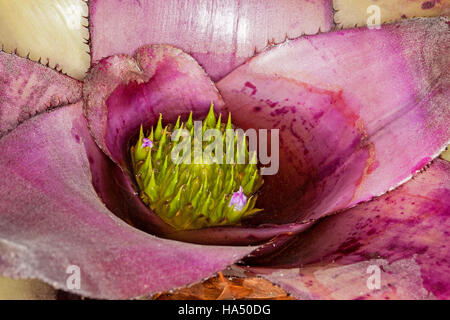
top-left (141, 137), bottom-right (153, 149)
top-left (0, 1), bottom-right (449, 300)
top-left (229, 186), bottom-right (247, 212)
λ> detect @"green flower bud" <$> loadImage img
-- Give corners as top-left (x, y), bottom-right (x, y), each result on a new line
top-left (130, 103), bottom-right (264, 230)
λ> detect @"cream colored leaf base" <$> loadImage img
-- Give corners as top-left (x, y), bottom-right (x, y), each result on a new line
top-left (0, 276), bottom-right (56, 300)
top-left (0, 0), bottom-right (90, 80)
top-left (334, 0), bottom-right (449, 28)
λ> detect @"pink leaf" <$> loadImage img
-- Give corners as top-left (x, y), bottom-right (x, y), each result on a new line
top-left (245, 159), bottom-right (450, 299)
top-left (0, 51), bottom-right (82, 137)
top-left (89, 0), bottom-right (333, 81)
top-left (217, 18), bottom-right (450, 224)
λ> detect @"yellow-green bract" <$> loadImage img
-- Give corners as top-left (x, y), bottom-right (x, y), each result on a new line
top-left (130, 103), bottom-right (264, 230)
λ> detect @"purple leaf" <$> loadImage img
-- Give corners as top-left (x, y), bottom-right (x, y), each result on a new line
top-left (0, 103), bottom-right (254, 299)
top-left (217, 18), bottom-right (450, 225)
top-left (0, 51), bottom-right (82, 137)
top-left (244, 159), bottom-right (450, 299)
top-left (89, 0), bottom-right (333, 81)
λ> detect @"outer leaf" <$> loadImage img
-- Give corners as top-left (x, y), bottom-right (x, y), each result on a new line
top-left (217, 18), bottom-right (449, 224)
top-left (0, 103), bottom-right (254, 299)
top-left (89, 0), bottom-right (333, 81)
top-left (0, 51), bottom-right (82, 137)
top-left (244, 159), bottom-right (450, 299)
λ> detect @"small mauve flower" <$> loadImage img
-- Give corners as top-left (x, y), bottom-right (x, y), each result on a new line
top-left (229, 187), bottom-right (247, 212)
top-left (141, 137), bottom-right (153, 149)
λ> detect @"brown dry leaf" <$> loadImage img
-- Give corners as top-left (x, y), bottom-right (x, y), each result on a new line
top-left (334, 0), bottom-right (449, 29)
top-left (152, 273), bottom-right (295, 300)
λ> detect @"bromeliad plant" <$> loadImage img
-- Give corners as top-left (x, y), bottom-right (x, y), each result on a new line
top-left (0, 0), bottom-right (449, 300)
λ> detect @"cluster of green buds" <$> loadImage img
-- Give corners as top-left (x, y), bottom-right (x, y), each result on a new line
top-left (130, 104), bottom-right (264, 230)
